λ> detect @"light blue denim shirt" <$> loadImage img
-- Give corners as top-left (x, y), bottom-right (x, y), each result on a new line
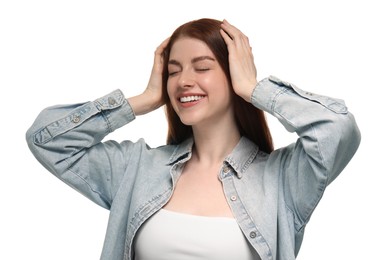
top-left (26, 76), bottom-right (361, 260)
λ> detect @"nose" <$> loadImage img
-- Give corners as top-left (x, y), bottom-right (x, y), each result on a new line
top-left (178, 69), bottom-right (195, 88)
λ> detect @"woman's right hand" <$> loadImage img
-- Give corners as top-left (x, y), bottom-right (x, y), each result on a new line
top-left (128, 38), bottom-right (170, 115)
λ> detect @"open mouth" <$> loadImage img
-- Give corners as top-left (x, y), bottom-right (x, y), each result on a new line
top-left (179, 95), bottom-right (206, 103)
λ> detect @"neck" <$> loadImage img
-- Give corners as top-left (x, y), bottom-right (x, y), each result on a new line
top-left (191, 121), bottom-right (241, 166)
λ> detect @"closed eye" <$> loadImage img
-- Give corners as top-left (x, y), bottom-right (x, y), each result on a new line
top-left (196, 68), bottom-right (210, 72)
top-left (168, 71), bottom-right (179, 76)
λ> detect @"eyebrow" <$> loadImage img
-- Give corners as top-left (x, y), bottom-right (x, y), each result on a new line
top-left (168, 56), bottom-right (216, 66)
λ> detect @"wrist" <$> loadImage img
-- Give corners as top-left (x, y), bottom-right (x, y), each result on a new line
top-left (235, 81), bottom-right (257, 103)
top-left (127, 91), bottom-right (163, 116)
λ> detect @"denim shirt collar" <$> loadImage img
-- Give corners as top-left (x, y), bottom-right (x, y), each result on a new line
top-left (166, 138), bottom-right (194, 165)
top-left (167, 136), bottom-right (260, 178)
top-left (225, 136), bottom-right (260, 178)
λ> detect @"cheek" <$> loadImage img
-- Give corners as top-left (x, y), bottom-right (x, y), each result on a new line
top-left (201, 73), bottom-right (227, 89)
top-left (198, 74), bottom-right (213, 85)
top-left (206, 77), bottom-right (231, 96)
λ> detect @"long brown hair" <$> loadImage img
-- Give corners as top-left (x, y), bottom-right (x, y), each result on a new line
top-left (162, 18), bottom-right (274, 153)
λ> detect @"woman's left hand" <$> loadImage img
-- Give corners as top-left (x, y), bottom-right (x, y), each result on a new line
top-left (220, 19), bottom-right (258, 102)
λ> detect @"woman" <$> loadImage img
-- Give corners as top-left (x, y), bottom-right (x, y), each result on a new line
top-left (26, 18), bottom-right (361, 260)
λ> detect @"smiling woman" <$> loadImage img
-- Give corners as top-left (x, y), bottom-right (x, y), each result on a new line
top-left (26, 18), bottom-right (361, 260)
top-left (167, 38), bottom-right (235, 134)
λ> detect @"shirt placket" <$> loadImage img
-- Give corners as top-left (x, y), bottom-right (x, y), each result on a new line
top-left (220, 164), bottom-right (273, 260)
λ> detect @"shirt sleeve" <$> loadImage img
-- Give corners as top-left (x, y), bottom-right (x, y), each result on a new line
top-left (251, 76), bottom-right (361, 229)
top-left (26, 89), bottom-right (137, 209)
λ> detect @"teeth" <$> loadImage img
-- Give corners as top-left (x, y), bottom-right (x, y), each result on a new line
top-left (180, 95), bottom-right (204, 103)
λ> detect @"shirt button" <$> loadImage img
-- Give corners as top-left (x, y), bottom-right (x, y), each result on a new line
top-left (223, 166), bottom-right (229, 173)
top-left (108, 97), bottom-right (117, 105)
top-left (72, 116), bottom-right (80, 123)
top-left (230, 195), bottom-right (237, 201)
top-left (250, 231), bottom-right (257, 238)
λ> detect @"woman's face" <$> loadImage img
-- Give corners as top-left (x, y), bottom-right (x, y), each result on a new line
top-left (167, 37), bottom-right (233, 127)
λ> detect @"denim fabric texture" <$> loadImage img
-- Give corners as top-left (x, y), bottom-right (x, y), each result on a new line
top-left (26, 76), bottom-right (361, 260)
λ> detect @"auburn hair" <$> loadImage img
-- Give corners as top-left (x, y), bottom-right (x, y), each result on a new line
top-left (162, 18), bottom-right (274, 153)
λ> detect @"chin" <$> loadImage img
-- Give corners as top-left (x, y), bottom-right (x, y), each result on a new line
top-left (179, 118), bottom-right (196, 126)
top-left (177, 114), bottom-right (201, 126)
top-left (176, 109), bottom-right (212, 127)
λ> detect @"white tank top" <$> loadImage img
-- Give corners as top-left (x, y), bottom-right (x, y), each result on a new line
top-left (134, 209), bottom-right (259, 260)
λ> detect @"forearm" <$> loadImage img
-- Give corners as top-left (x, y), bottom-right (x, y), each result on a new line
top-left (127, 90), bottom-right (163, 116)
top-left (26, 89), bottom-right (144, 208)
top-left (26, 89), bottom-right (134, 175)
top-left (251, 76), bottom-right (361, 179)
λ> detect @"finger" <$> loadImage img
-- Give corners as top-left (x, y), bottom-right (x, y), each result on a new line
top-left (221, 20), bottom-right (251, 50)
top-left (220, 20), bottom-right (236, 39)
top-left (220, 28), bottom-right (233, 43)
top-left (220, 20), bottom-right (244, 39)
top-left (155, 37), bottom-right (170, 55)
top-left (150, 37), bottom-right (170, 74)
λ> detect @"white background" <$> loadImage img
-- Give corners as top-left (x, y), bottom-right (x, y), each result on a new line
top-left (1, 0), bottom-right (389, 259)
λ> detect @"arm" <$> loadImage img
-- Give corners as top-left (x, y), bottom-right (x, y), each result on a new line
top-left (252, 76), bottom-right (360, 226)
top-left (221, 20), bottom-right (361, 226)
top-left (26, 39), bottom-right (169, 209)
top-left (26, 90), bottom-right (136, 209)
